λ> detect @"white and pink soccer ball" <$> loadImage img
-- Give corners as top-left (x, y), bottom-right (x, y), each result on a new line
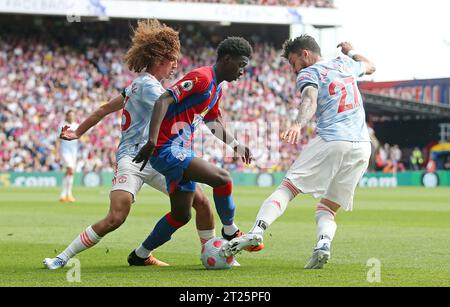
top-left (201, 238), bottom-right (235, 270)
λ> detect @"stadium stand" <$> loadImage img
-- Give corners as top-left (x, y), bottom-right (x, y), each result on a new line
top-left (0, 18), bottom-right (317, 173)
top-left (160, 0), bottom-right (335, 8)
top-left (0, 16), bottom-right (434, 173)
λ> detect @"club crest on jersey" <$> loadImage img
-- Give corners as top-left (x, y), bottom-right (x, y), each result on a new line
top-left (181, 80), bottom-right (194, 92)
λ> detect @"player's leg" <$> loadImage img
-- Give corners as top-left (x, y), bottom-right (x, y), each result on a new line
top-left (191, 185), bottom-right (216, 245)
top-left (221, 136), bottom-right (336, 257)
top-left (43, 190), bottom-right (133, 269)
top-left (65, 166), bottom-right (76, 202)
top-left (220, 179), bottom-right (300, 256)
top-left (59, 167), bottom-right (69, 202)
top-left (304, 198), bottom-right (339, 269)
top-left (183, 157), bottom-right (240, 240)
top-left (44, 157), bottom-right (142, 269)
top-left (129, 189), bottom-right (194, 266)
top-left (146, 171), bottom-right (216, 246)
top-left (305, 141), bottom-right (371, 269)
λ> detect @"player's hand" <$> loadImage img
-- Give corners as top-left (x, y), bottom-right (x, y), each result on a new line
top-left (60, 125), bottom-right (80, 140)
top-left (281, 123), bottom-right (301, 144)
top-left (132, 141), bottom-right (156, 171)
top-left (337, 42), bottom-right (354, 55)
top-left (234, 144), bottom-right (253, 165)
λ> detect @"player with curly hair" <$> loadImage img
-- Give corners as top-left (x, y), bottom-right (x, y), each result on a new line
top-left (43, 20), bottom-right (218, 269)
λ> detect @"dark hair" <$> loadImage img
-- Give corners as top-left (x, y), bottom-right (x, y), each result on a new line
top-left (282, 34), bottom-right (321, 59)
top-left (217, 37), bottom-right (253, 60)
top-left (124, 19), bottom-right (180, 73)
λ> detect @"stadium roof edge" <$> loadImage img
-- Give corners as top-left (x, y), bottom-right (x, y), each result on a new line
top-left (0, 0), bottom-right (342, 26)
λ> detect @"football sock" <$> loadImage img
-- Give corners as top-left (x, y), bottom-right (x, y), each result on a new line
top-left (315, 203), bottom-right (337, 247)
top-left (57, 225), bottom-right (102, 262)
top-left (250, 179), bottom-right (299, 235)
top-left (135, 244), bottom-right (151, 259)
top-left (60, 176), bottom-right (68, 198)
top-left (197, 229), bottom-right (216, 245)
top-left (213, 181), bottom-right (236, 227)
top-left (66, 175), bottom-right (74, 197)
top-left (222, 223), bottom-right (239, 236)
top-left (141, 212), bottom-right (187, 253)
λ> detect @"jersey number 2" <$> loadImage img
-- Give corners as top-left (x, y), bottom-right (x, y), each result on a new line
top-left (328, 76), bottom-right (360, 113)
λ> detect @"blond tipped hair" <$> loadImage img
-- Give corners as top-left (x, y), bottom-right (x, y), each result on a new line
top-left (124, 19), bottom-right (181, 73)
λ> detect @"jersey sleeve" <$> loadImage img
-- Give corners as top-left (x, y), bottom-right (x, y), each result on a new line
top-left (296, 68), bottom-right (319, 93)
top-left (341, 56), bottom-right (366, 78)
top-left (167, 70), bottom-right (210, 104)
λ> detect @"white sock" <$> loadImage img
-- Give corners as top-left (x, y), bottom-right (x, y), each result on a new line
top-left (57, 226), bottom-right (102, 262)
top-left (250, 179), bottom-right (299, 235)
top-left (66, 175), bottom-right (74, 197)
top-left (315, 203), bottom-right (337, 248)
top-left (60, 176), bottom-right (68, 198)
top-left (198, 229), bottom-right (215, 245)
top-left (135, 244), bottom-right (152, 259)
top-left (223, 223), bottom-right (239, 236)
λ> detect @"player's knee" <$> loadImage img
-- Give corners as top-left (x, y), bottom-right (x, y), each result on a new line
top-left (192, 193), bottom-right (211, 211)
top-left (172, 211), bottom-right (191, 225)
top-left (216, 169), bottom-right (232, 187)
top-left (105, 212), bottom-right (127, 230)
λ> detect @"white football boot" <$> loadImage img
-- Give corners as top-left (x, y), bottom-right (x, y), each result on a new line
top-left (304, 242), bottom-right (331, 269)
top-left (43, 257), bottom-right (67, 270)
top-left (220, 233), bottom-right (263, 257)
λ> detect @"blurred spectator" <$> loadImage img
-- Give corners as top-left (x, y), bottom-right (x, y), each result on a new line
top-left (444, 156), bottom-right (450, 170)
top-left (409, 147), bottom-right (424, 170)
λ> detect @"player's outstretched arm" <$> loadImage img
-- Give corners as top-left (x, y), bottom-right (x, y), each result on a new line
top-left (133, 91), bottom-right (175, 170)
top-left (337, 42), bottom-right (376, 75)
top-left (205, 117), bottom-right (253, 165)
top-left (282, 86), bottom-right (318, 145)
top-left (60, 94), bottom-right (124, 140)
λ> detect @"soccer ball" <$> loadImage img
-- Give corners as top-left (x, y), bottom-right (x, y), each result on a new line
top-left (201, 238), bottom-right (235, 270)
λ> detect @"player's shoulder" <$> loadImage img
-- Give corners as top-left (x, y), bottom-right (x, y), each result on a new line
top-left (139, 73), bottom-right (162, 88)
top-left (186, 66), bottom-right (214, 82)
top-left (297, 65), bottom-right (319, 83)
top-left (131, 73), bottom-right (163, 94)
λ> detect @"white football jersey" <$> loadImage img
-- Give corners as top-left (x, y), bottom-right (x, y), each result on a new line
top-left (116, 73), bottom-right (166, 162)
top-left (296, 56), bottom-right (370, 142)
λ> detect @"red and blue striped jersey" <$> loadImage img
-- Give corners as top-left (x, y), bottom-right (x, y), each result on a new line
top-left (155, 66), bottom-right (223, 152)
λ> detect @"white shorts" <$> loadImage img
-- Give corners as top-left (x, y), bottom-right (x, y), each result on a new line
top-left (61, 153), bottom-right (77, 169)
top-left (285, 136), bottom-right (371, 211)
top-left (111, 155), bottom-right (168, 202)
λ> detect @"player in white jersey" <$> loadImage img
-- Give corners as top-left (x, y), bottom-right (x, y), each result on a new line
top-left (43, 20), bottom-right (218, 270)
top-left (221, 35), bottom-right (376, 269)
top-left (57, 110), bottom-right (79, 203)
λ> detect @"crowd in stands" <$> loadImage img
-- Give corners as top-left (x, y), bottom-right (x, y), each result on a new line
top-left (0, 19), bottom-right (435, 174)
top-left (161, 0), bottom-right (335, 8)
top-left (0, 21), bottom-right (318, 173)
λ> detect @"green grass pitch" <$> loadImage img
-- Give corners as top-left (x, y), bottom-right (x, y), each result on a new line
top-left (0, 186), bottom-right (449, 287)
